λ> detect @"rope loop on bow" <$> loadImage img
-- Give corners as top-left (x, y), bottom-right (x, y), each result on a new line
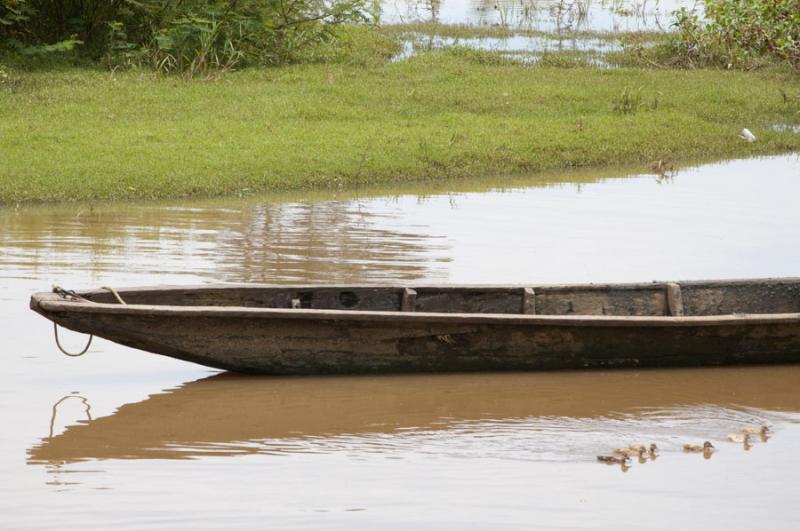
top-left (53, 322), bottom-right (93, 357)
top-left (49, 285), bottom-right (126, 357)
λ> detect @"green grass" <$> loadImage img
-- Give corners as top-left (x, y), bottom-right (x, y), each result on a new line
top-left (2, 49), bottom-right (800, 205)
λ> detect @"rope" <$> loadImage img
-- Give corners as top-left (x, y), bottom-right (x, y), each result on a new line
top-left (50, 285), bottom-right (126, 357)
top-left (100, 286), bottom-right (127, 305)
top-left (53, 322), bottom-right (93, 357)
top-left (52, 285), bottom-right (92, 303)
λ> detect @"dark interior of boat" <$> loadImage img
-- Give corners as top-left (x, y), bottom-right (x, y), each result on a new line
top-left (80, 279), bottom-right (800, 317)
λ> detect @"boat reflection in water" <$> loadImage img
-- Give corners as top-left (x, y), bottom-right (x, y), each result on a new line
top-left (29, 365), bottom-right (800, 466)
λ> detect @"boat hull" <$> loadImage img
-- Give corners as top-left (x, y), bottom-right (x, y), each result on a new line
top-left (31, 297), bottom-right (800, 374)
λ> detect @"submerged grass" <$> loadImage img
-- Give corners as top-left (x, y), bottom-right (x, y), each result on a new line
top-left (380, 22), bottom-right (661, 42)
top-left (2, 49), bottom-right (800, 205)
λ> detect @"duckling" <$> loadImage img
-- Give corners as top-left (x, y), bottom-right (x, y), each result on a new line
top-left (628, 443), bottom-right (646, 452)
top-left (727, 433), bottom-right (750, 444)
top-left (741, 425), bottom-right (769, 436)
top-left (683, 441), bottom-right (714, 453)
top-left (597, 455), bottom-right (630, 465)
top-left (612, 447), bottom-right (645, 458)
top-left (647, 443), bottom-right (658, 459)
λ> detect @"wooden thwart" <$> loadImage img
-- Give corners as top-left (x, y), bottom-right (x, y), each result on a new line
top-left (522, 288), bottom-right (536, 315)
top-left (401, 288), bottom-right (417, 312)
top-left (665, 282), bottom-right (685, 316)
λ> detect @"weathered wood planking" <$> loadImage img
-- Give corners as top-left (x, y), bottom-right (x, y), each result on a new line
top-left (30, 278), bottom-right (800, 375)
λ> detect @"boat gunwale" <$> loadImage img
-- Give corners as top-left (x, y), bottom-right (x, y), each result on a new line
top-left (48, 277), bottom-right (800, 295)
top-left (31, 295), bottom-right (800, 329)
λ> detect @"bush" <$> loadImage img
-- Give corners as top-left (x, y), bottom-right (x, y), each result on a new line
top-left (0, 0), bottom-right (377, 76)
top-left (668, 0), bottom-right (800, 70)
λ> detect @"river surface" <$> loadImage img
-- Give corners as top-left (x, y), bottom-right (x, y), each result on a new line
top-left (1, 154), bottom-right (800, 529)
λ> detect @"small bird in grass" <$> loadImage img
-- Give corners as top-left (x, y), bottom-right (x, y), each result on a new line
top-left (651, 160), bottom-right (675, 177)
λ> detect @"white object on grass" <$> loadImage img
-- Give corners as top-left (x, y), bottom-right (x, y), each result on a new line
top-left (739, 128), bottom-right (756, 142)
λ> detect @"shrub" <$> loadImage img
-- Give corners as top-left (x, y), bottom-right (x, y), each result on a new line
top-left (668, 0), bottom-right (800, 70)
top-left (0, 0), bottom-right (377, 76)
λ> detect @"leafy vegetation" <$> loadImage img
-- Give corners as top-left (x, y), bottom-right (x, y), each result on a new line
top-left (666, 0), bottom-right (800, 70)
top-left (0, 0), bottom-right (375, 76)
top-left (2, 49), bottom-right (799, 205)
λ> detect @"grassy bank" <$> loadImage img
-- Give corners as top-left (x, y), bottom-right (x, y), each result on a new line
top-left (2, 50), bottom-right (800, 205)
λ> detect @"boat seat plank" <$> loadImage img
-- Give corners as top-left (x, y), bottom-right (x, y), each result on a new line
top-left (401, 288), bottom-right (417, 312)
top-left (522, 288), bottom-right (536, 315)
top-left (666, 283), bottom-right (685, 316)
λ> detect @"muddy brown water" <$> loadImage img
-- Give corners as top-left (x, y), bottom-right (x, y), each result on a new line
top-left (2, 155), bottom-right (800, 529)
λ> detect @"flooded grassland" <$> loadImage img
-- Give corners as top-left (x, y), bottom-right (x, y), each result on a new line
top-left (1, 155), bottom-right (799, 529)
top-left (382, 0), bottom-right (696, 31)
top-left (382, 0), bottom-right (691, 63)
top-left (3, 0), bottom-right (800, 205)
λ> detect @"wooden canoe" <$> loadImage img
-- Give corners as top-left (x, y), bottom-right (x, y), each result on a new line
top-left (30, 278), bottom-right (800, 375)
